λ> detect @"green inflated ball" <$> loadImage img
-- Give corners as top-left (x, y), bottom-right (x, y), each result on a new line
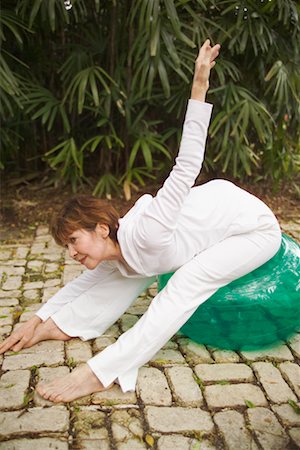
top-left (157, 234), bottom-right (300, 351)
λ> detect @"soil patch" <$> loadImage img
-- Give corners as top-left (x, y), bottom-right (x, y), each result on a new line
top-left (1, 176), bottom-right (299, 243)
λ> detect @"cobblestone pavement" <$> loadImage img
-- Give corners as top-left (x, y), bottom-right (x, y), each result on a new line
top-left (0, 220), bottom-right (299, 450)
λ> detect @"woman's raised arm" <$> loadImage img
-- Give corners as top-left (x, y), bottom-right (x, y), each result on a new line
top-left (134, 40), bottom-right (220, 242)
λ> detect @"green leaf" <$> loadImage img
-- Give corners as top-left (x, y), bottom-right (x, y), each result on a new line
top-left (128, 140), bottom-right (141, 168)
top-left (89, 71), bottom-right (100, 107)
top-left (48, 0), bottom-right (56, 32)
top-left (29, 0), bottom-right (43, 28)
top-left (150, 16), bottom-right (160, 57)
top-left (288, 399), bottom-right (300, 414)
top-left (245, 400), bottom-right (255, 408)
top-left (158, 59), bottom-right (170, 98)
top-left (141, 140), bottom-right (153, 169)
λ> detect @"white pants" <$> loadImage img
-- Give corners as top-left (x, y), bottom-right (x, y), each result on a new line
top-left (52, 222), bottom-right (281, 392)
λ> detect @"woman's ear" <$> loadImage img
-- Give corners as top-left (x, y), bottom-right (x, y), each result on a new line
top-left (95, 223), bottom-right (110, 239)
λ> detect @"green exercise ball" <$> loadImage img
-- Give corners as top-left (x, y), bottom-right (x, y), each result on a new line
top-left (157, 234), bottom-right (300, 351)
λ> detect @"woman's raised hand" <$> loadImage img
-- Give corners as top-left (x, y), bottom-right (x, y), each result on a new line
top-left (191, 39), bottom-right (221, 102)
top-left (0, 315), bottom-right (42, 354)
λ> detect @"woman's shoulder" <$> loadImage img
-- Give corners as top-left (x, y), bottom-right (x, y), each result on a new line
top-left (121, 194), bottom-right (153, 221)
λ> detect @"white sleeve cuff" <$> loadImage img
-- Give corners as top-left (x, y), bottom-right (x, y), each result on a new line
top-left (186, 99), bottom-right (213, 127)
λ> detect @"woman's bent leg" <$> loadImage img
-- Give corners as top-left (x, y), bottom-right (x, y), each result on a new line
top-left (88, 226), bottom-right (281, 392)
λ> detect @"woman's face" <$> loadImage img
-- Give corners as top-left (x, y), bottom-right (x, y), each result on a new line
top-left (66, 224), bottom-right (113, 269)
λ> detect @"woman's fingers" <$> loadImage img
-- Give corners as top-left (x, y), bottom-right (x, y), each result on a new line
top-left (196, 41), bottom-right (220, 64)
top-left (11, 337), bottom-right (27, 352)
top-left (0, 319), bottom-right (40, 354)
top-left (210, 44), bottom-right (221, 63)
top-left (0, 334), bottom-right (21, 354)
top-left (0, 330), bottom-right (31, 354)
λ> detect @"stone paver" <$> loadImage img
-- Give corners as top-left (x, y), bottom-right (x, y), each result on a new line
top-left (0, 406), bottom-right (69, 437)
top-left (2, 341), bottom-right (64, 370)
top-left (44, 278), bottom-right (61, 287)
top-left (0, 224), bottom-right (299, 448)
top-left (214, 410), bottom-right (259, 450)
top-left (240, 343), bottom-right (294, 361)
top-left (15, 247), bottom-right (29, 259)
top-left (111, 409), bottom-right (145, 449)
top-left (117, 441), bottom-right (146, 450)
top-left (27, 260), bottom-right (43, 271)
top-left (0, 369), bottom-right (31, 409)
top-left (92, 384), bottom-right (137, 405)
top-left (195, 363), bottom-right (254, 383)
top-left (0, 325), bottom-right (12, 335)
top-left (204, 383), bottom-right (268, 409)
top-left (137, 367), bottom-right (172, 405)
top-left (162, 340), bottom-right (178, 350)
top-left (288, 333), bottom-right (300, 358)
top-left (166, 366), bottom-right (203, 406)
top-left (289, 428), bottom-right (300, 447)
top-left (2, 276), bottom-right (22, 291)
top-left (23, 281), bottom-right (43, 290)
top-left (0, 267), bottom-right (25, 277)
top-left (93, 336), bottom-right (116, 352)
top-left (0, 289), bottom-right (21, 299)
top-left (120, 314), bottom-right (139, 332)
top-left (150, 348), bottom-right (186, 365)
top-left (73, 408), bottom-right (109, 450)
top-left (19, 304), bottom-right (41, 322)
top-left (212, 349), bottom-right (240, 363)
top-left (0, 438), bottom-right (68, 450)
top-left (102, 323), bottom-right (120, 338)
top-left (45, 262), bottom-right (60, 273)
top-left (247, 407), bottom-right (290, 449)
top-left (279, 361), bottom-right (300, 397)
top-left (0, 307), bottom-right (14, 326)
top-left (178, 337), bottom-right (213, 364)
top-left (272, 403), bottom-right (300, 427)
top-left (23, 289), bottom-right (40, 302)
top-left (42, 286), bottom-right (60, 302)
top-left (127, 296), bottom-right (152, 315)
top-left (63, 265), bottom-right (84, 284)
top-left (145, 406), bottom-right (214, 433)
top-left (252, 361), bottom-right (297, 403)
top-left (65, 339), bottom-right (93, 365)
top-left (0, 297), bottom-right (19, 307)
top-left (0, 250), bottom-right (12, 259)
top-left (157, 435), bottom-right (216, 450)
top-left (44, 253), bottom-right (63, 262)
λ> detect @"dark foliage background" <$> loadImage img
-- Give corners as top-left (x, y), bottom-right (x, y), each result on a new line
top-left (1, 0), bottom-right (299, 199)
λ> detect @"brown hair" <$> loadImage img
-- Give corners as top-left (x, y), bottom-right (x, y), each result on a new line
top-left (50, 195), bottom-right (120, 246)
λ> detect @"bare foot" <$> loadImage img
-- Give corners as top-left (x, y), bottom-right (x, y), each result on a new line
top-left (36, 364), bottom-right (113, 402)
top-left (22, 318), bottom-right (71, 348)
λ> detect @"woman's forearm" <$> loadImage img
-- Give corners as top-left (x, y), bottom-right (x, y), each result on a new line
top-left (190, 85), bottom-right (208, 103)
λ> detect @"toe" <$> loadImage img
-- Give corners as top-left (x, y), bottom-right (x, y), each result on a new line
top-left (36, 383), bottom-right (52, 400)
top-left (49, 393), bottom-right (59, 402)
top-left (36, 383), bottom-right (44, 395)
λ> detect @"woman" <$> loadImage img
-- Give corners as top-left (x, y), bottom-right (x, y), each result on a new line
top-left (0, 40), bottom-right (281, 402)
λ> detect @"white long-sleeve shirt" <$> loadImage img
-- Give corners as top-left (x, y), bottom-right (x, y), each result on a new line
top-left (37, 100), bottom-right (214, 320)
